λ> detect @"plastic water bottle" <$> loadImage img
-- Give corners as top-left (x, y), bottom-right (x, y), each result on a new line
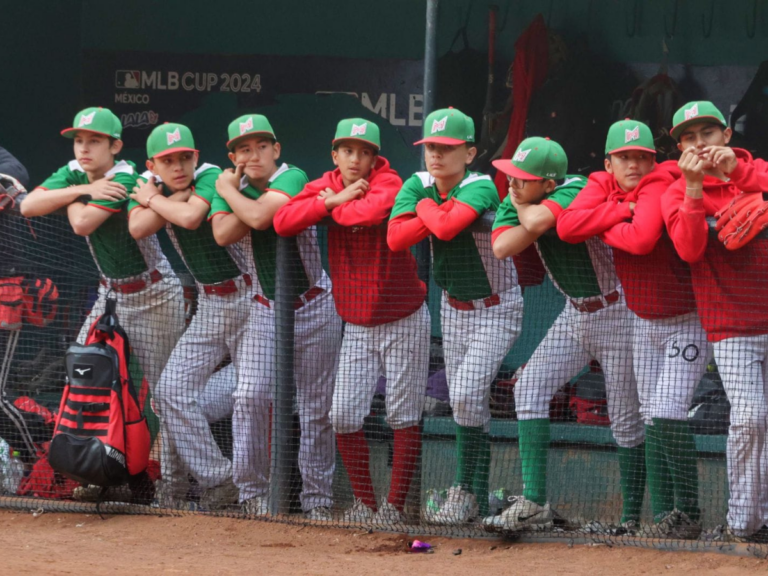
top-left (0, 439), bottom-right (24, 494)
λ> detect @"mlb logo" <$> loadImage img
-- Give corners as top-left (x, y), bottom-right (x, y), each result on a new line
top-left (684, 104), bottom-right (699, 120)
top-left (166, 128), bottom-right (181, 145)
top-left (78, 111), bottom-right (96, 127)
top-left (239, 117), bottom-right (254, 135)
top-left (431, 116), bottom-right (448, 133)
top-left (625, 127), bottom-right (640, 143)
top-left (351, 123), bottom-right (367, 136)
top-left (513, 148), bottom-right (532, 162)
top-left (115, 70), bottom-right (141, 89)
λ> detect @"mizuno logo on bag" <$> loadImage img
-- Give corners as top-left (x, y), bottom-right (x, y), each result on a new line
top-left (106, 445), bottom-right (126, 467)
top-left (73, 364), bottom-right (93, 379)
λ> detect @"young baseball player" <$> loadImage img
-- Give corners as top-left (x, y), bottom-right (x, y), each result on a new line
top-left (387, 107), bottom-right (523, 525)
top-left (486, 136), bottom-right (646, 534)
top-left (210, 113), bottom-right (342, 519)
top-left (126, 122), bottom-right (251, 509)
top-left (273, 118), bottom-right (429, 525)
top-left (661, 101), bottom-right (768, 542)
top-left (556, 120), bottom-right (707, 538)
top-left (21, 108), bottom-right (186, 488)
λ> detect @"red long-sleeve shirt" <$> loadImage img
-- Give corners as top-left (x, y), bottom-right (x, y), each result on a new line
top-left (273, 156), bottom-right (425, 326)
top-left (662, 148), bottom-right (768, 341)
top-left (558, 165), bottom-right (695, 319)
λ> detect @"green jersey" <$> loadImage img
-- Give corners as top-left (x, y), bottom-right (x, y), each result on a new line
top-left (38, 159), bottom-right (172, 281)
top-left (130, 163), bottom-right (243, 286)
top-left (492, 175), bottom-right (619, 299)
top-left (209, 163), bottom-right (328, 300)
top-left (391, 170), bottom-right (516, 301)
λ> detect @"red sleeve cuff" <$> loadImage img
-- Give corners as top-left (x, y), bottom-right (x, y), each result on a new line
top-left (193, 192), bottom-right (211, 206)
top-left (682, 195), bottom-right (705, 213)
top-left (492, 225), bottom-right (513, 245)
top-left (265, 188), bottom-right (292, 199)
top-left (313, 198), bottom-right (331, 219)
top-left (541, 199), bottom-right (564, 219)
top-left (208, 210), bottom-right (230, 222)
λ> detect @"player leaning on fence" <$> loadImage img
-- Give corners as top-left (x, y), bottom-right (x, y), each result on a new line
top-left (209, 114), bottom-right (342, 519)
top-left (274, 118), bottom-right (429, 526)
top-left (20, 107), bottom-right (186, 490)
top-left (662, 101), bottom-right (768, 543)
top-left (556, 120), bottom-right (708, 539)
top-left (487, 137), bottom-right (644, 535)
top-left (388, 107), bottom-right (523, 526)
top-left (126, 122), bottom-right (252, 510)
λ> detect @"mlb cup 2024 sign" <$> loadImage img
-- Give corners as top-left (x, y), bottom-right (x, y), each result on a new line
top-left (82, 50), bottom-right (425, 150)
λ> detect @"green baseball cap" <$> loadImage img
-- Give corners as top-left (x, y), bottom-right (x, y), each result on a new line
top-left (414, 107), bottom-right (475, 145)
top-left (61, 107), bottom-right (122, 139)
top-left (671, 101), bottom-right (728, 141)
top-left (605, 119), bottom-right (656, 155)
top-left (226, 114), bottom-right (276, 150)
top-left (332, 118), bottom-right (381, 150)
top-left (492, 136), bottom-right (567, 181)
top-left (147, 123), bottom-right (198, 159)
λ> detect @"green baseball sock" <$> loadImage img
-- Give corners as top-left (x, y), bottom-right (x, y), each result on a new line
top-left (645, 423), bottom-right (674, 521)
top-left (518, 419), bottom-right (550, 506)
top-left (472, 431), bottom-right (492, 516)
top-left (617, 444), bottom-right (646, 524)
top-left (454, 424), bottom-right (483, 492)
top-left (655, 418), bottom-right (700, 522)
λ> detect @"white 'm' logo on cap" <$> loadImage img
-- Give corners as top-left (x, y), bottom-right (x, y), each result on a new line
top-left (78, 111), bottom-right (96, 127)
top-left (431, 116), bottom-right (448, 133)
top-left (351, 123), bottom-right (367, 136)
top-left (513, 148), bottom-right (532, 162)
top-left (684, 104), bottom-right (699, 120)
top-left (625, 127), bottom-right (640, 143)
top-left (166, 128), bottom-right (181, 145)
top-left (239, 117), bottom-right (254, 135)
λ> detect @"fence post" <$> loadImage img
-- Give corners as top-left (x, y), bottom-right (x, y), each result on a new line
top-left (270, 235), bottom-right (301, 516)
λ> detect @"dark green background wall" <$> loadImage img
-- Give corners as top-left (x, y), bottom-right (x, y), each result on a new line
top-left (4, 0), bottom-right (768, 184)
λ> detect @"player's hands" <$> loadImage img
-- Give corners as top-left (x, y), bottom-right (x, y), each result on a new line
top-left (129, 178), bottom-right (161, 208)
top-left (702, 146), bottom-right (738, 175)
top-left (628, 202), bottom-right (636, 214)
top-left (82, 175), bottom-right (127, 203)
top-left (321, 180), bottom-right (368, 209)
top-left (216, 164), bottom-right (245, 198)
top-left (678, 148), bottom-right (707, 197)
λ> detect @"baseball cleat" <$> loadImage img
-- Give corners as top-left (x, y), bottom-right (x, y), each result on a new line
top-left (425, 486), bottom-right (478, 526)
top-left (241, 495), bottom-right (269, 516)
top-left (482, 496), bottom-right (562, 533)
top-left (652, 510), bottom-right (702, 540)
top-left (304, 506), bottom-right (333, 522)
top-left (153, 480), bottom-right (199, 511)
top-left (199, 479), bottom-right (239, 511)
top-left (372, 499), bottom-right (406, 528)
top-left (341, 498), bottom-right (375, 524)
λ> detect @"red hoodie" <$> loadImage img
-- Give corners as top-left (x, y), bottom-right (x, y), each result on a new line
top-left (273, 156), bottom-right (426, 326)
top-left (557, 163), bottom-right (696, 320)
top-left (662, 148), bottom-right (768, 342)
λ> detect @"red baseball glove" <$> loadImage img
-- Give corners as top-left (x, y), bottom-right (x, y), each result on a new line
top-left (714, 192), bottom-right (768, 250)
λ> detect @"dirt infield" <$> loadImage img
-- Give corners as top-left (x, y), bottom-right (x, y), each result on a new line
top-left (2, 511), bottom-right (766, 576)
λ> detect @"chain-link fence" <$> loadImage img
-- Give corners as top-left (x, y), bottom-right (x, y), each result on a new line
top-left (1, 175), bottom-right (766, 556)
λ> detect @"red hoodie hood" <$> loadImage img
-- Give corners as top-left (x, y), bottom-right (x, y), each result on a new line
top-left (321, 156), bottom-right (396, 192)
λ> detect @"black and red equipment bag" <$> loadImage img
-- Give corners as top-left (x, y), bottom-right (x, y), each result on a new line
top-left (48, 298), bottom-right (151, 490)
